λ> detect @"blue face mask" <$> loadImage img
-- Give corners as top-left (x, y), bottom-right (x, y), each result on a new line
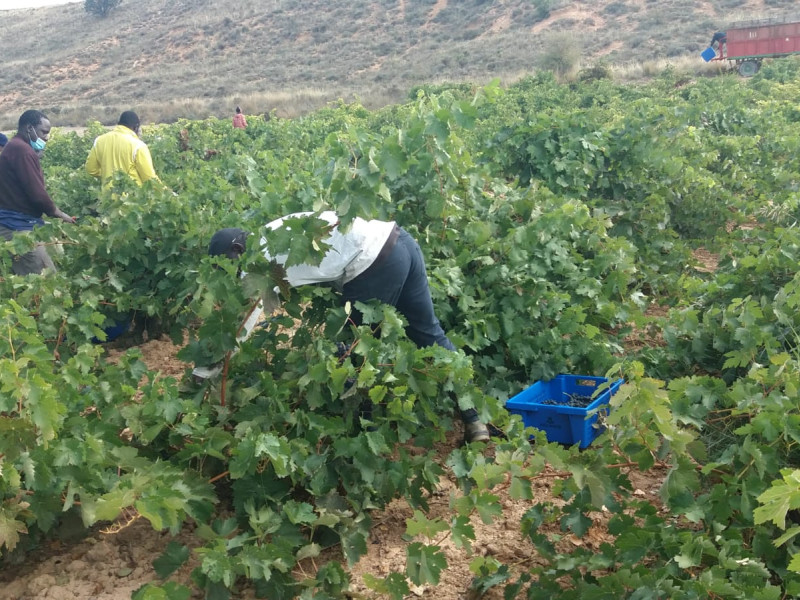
top-left (28, 127), bottom-right (46, 152)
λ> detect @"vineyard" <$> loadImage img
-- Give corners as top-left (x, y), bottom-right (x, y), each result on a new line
top-left (4, 61), bottom-right (800, 599)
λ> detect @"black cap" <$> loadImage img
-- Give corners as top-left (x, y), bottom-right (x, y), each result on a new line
top-left (208, 228), bottom-right (248, 256)
top-left (0, 133), bottom-right (7, 147)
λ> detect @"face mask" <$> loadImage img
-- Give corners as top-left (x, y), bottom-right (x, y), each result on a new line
top-left (28, 127), bottom-right (46, 152)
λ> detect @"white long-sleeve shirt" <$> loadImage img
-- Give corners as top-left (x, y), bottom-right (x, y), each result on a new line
top-left (261, 211), bottom-right (396, 287)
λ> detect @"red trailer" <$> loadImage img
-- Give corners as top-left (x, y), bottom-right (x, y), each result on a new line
top-left (702, 15), bottom-right (800, 76)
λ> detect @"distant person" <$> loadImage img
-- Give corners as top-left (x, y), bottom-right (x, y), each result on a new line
top-left (85, 111), bottom-right (160, 187)
top-left (710, 31), bottom-right (727, 56)
top-left (0, 133), bottom-right (8, 150)
top-left (232, 106), bottom-right (247, 129)
top-left (0, 110), bottom-right (76, 275)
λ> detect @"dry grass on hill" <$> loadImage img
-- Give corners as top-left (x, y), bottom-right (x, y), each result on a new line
top-left (0, 0), bottom-right (797, 127)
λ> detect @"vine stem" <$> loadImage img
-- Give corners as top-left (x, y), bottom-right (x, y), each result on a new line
top-left (604, 462), bottom-right (641, 469)
top-left (8, 324), bottom-right (23, 414)
top-left (208, 470), bottom-right (229, 484)
top-left (41, 240), bottom-right (79, 247)
top-left (53, 317), bottom-right (67, 360)
top-left (219, 299), bottom-right (262, 407)
top-left (220, 352), bottom-right (231, 407)
top-left (429, 140), bottom-right (450, 242)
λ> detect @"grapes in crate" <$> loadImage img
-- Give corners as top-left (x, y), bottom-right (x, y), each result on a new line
top-left (539, 393), bottom-right (594, 408)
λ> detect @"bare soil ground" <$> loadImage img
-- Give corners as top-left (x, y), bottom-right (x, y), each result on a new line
top-left (0, 334), bottom-right (668, 599)
top-left (5, 234), bottom-right (721, 598)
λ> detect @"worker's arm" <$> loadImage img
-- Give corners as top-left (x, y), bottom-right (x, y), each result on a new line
top-left (17, 154), bottom-right (75, 223)
top-left (85, 141), bottom-right (101, 178)
top-left (134, 144), bottom-right (160, 183)
top-left (18, 152), bottom-right (59, 217)
top-left (192, 299), bottom-right (265, 382)
top-left (262, 285), bottom-right (282, 315)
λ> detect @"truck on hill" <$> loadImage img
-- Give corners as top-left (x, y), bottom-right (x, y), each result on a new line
top-left (701, 15), bottom-right (800, 76)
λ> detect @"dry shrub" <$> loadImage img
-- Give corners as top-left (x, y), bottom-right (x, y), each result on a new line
top-left (611, 55), bottom-right (726, 82)
top-left (538, 32), bottom-right (582, 80)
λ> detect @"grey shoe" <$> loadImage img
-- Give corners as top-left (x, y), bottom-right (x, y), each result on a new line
top-left (465, 420), bottom-right (490, 443)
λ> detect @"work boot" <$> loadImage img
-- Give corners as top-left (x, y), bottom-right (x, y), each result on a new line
top-left (464, 420), bottom-right (490, 443)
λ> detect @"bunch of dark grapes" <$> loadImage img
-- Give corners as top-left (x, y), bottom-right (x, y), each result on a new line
top-left (539, 394), bottom-right (594, 407)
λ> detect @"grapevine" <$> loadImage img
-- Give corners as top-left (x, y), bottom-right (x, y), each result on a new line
top-left (3, 61), bottom-right (800, 598)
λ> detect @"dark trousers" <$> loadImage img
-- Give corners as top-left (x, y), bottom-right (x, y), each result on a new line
top-left (342, 229), bottom-right (479, 424)
top-left (342, 228), bottom-right (455, 351)
top-left (0, 224), bottom-right (56, 275)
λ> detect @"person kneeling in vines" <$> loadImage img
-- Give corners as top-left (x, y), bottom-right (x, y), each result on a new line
top-left (208, 210), bottom-right (491, 443)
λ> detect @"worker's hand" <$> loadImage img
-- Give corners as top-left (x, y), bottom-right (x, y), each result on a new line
top-left (262, 286), bottom-right (282, 315)
top-left (55, 209), bottom-right (77, 224)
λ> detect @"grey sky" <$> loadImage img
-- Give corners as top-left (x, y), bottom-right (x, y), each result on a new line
top-left (1, 0), bottom-right (79, 10)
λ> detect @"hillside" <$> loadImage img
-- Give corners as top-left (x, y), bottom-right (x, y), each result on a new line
top-left (0, 0), bottom-right (797, 128)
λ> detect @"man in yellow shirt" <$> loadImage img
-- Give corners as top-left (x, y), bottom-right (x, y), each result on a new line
top-left (85, 111), bottom-right (160, 187)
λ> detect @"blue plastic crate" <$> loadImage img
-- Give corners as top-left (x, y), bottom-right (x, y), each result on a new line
top-left (91, 314), bottom-right (131, 344)
top-left (505, 374), bottom-right (623, 448)
top-left (700, 46), bottom-right (717, 62)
